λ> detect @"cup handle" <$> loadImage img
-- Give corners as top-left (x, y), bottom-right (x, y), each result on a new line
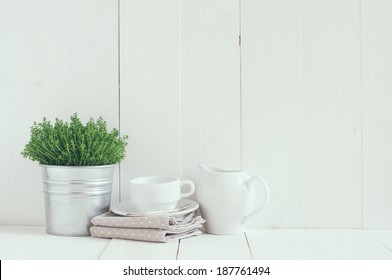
top-left (180, 180), bottom-right (195, 198)
top-left (242, 176), bottom-right (270, 223)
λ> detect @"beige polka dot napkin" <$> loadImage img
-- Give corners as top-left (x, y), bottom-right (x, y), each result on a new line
top-left (90, 211), bottom-right (205, 243)
top-left (90, 226), bottom-right (203, 243)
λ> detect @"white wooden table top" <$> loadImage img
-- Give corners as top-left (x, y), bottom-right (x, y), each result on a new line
top-left (1, 226), bottom-right (392, 260)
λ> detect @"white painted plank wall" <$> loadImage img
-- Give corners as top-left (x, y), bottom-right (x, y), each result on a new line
top-left (119, 0), bottom-right (180, 201)
top-left (241, 0), bottom-right (304, 228)
top-left (180, 0), bottom-right (241, 184)
top-left (0, 0), bottom-right (119, 225)
top-left (362, 0), bottom-right (392, 229)
top-left (1, 0), bottom-right (392, 229)
top-left (301, 0), bottom-right (362, 228)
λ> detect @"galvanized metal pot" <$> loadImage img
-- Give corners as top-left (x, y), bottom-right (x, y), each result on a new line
top-left (41, 164), bottom-right (115, 236)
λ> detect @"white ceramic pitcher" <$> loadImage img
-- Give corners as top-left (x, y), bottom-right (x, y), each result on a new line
top-left (196, 164), bottom-right (270, 235)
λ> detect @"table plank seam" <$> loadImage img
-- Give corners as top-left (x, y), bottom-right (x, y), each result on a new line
top-left (244, 232), bottom-right (254, 260)
top-left (176, 240), bottom-right (181, 260)
top-left (367, 230), bottom-right (392, 254)
top-left (97, 238), bottom-right (115, 260)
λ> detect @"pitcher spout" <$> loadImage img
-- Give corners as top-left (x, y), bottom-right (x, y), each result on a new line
top-left (197, 163), bottom-right (214, 173)
top-left (196, 163), bottom-right (220, 183)
top-left (196, 163), bottom-right (228, 174)
top-left (196, 163), bottom-right (208, 181)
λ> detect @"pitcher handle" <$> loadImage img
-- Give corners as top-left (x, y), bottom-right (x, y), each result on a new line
top-left (242, 176), bottom-right (270, 223)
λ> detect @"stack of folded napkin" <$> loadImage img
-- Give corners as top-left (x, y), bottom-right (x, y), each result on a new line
top-left (90, 211), bottom-right (205, 243)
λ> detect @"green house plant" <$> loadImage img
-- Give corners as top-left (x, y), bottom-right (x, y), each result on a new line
top-left (22, 113), bottom-right (128, 236)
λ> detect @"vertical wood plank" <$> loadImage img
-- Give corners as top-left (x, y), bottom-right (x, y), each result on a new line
top-left (301, 0), bottom-right (362, 228)
top-left (242, 0), bottom-right (362, 228)
top-left (0, 0), bottom-right (118, 225)
top-left (362, 0), bottom-right (392, 228)
top-left (180, 0), bottom-right (241, 184)
top-left (241, 0), bottom-right (304, 227)
top-left (120, 0), bottom-right (180, 200)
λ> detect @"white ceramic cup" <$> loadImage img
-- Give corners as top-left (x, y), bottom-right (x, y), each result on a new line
top-left (128, 176), bottom-right (195, 212)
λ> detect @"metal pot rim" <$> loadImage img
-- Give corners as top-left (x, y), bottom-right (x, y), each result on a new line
top-left (39, 164), bottom-right (117, 169)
